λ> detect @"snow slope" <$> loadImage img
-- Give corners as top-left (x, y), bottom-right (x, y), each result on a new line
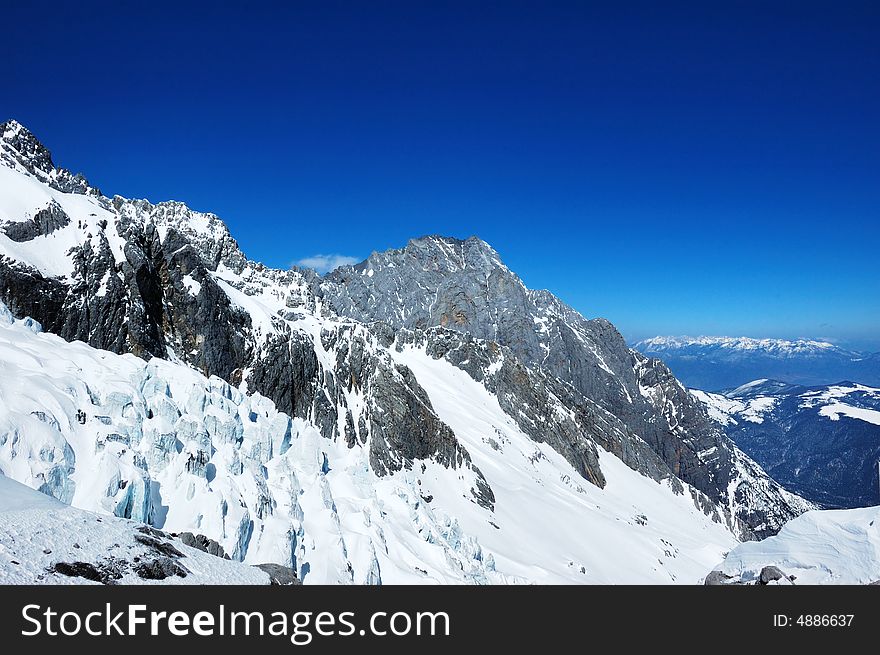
top-left (0, 120), bottom-right (807, 584)
top-left (0, 474), bottom-right (271, 585)
top-left (0, 302), bottom-right (498, 584)
top-left (710, 505), bottom-right (880, 585)
top-left (690, 389), bottom-right (777, 425)
top-left (0, 161), bottom-right (126, 278)
top-left (391, 346), bottom-right (736, 583)
top-left (0, 301), bottom-right (739, 584)
top-left (800, 384), bottom-right (880, 426)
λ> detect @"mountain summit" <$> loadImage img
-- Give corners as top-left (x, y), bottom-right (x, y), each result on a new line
top-left (0, 121), bottom-right (811, 583)
top-left (1, 119), bottom-right (93, 195)
top-left (1, 119), bottom-right (54, 173)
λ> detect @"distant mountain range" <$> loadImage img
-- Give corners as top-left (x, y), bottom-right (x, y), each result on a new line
top-left (634, 336), bottom-right (880, 390)
top-left (692, 379), bottom-right (880, 508)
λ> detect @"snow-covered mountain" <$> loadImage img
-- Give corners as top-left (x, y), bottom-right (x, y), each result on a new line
top-left (634, 336), bottom-right (880, 390)
top-left (638, 336), bottom-right (853, 357)
top-left (693, 380), bottom-right (880, 509)
top-left (0, 119), bottom-right (810, 584)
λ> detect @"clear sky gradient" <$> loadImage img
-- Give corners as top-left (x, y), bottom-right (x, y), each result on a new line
top-left (3, 2), bottom-right (878, 348)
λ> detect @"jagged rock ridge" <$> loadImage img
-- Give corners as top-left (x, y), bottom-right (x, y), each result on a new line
top-left (322, 235), bottom-right (811, 537)
top-left (0, 120), bottom-right (812, 583)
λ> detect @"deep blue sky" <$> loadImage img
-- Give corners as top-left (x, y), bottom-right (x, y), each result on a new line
top-left (3, 1), bottom-right (878, 348)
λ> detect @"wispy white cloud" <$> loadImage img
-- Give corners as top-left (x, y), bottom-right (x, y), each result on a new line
top-left (293, 254), bottom-right (360, 275)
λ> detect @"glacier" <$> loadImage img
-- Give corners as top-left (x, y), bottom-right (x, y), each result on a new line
top-left (0, 474), bottom-right (273, 585)
top-left (0, 300), bottom-right (740, 583)
top-left (0, 119), bottom-right (816, 584)
top-left (707, 505), bottom-right (880, 585)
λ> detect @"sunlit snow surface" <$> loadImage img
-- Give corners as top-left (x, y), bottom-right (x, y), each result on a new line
top-left (690, 389), bottom-right (778, 425)
top-left (0, 474), bottom-right (271, 585)
top-left (0, 304), bottom-right (739, 584)
top-left (714, 505), bottom-right (880, 585)
top-left (799, 384), bottom-right (880, 426)
top-left (392, 346), bottom-right (737, 583)
top-left (0, 123), bottom-right (759, 584)
top-left (0, 164), bottom-right (125, 277)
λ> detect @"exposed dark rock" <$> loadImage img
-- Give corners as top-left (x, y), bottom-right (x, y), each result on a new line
top-left (704, 570), bottom-right (734, 585)
top-left (51, 560), bottom-right (124, 584)
top-left (136, 525), bottom-right (168, 539)
top-left (0, 120), bottom-right (93, 195)
top-left (254, 563), bottom-right (301, 585)
top-left (249, 332), bottom-right (321, 422)
top-left (2, 200), bottom-right (70, 242)
top-left (1, 120), bottom-right (56, 177)
top-left (51, 561), bottom-right (104, 582)
top-left (135, 557), bottom-right (188, 580)
top-left (153, 227), bottom-right (253, 380)
top-left (250, 324), bottom-right (495, 509)
top-left (321, 235), bottom-right (808, 537)
top-left (0, 215), bottom-right (253, 380)
top-left (178, 532), bottom-right (229, 559)
top-left (0, 124), bottom-right (807, 548)
top-left (759, 565), bottom-right (788, 585)
top-left (134, 534), bottom-right (185, 559)
top-left (0, 258), bottom-right (69, 336)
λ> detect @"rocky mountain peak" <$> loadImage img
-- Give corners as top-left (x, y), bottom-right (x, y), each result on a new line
top-left (403, 234), bottom-right (504, 270)
top-left (344, 234), bottom-right (506, 278)
top-left (321, 232), bottom-right (530, 340)
top-left (1, 119), bottom-right (92, 195)
top-left (0, 121), bottom-right (813, 581)
top-left (1, 118), bottom-right (56, 176)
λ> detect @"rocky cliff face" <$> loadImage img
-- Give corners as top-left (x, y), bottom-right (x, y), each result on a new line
top-left (0, 121), bottom-right (489, 507)
top-left (321, 236), bottom-right (811, 537)
top-left (0, 120), bottom-right (812, 583)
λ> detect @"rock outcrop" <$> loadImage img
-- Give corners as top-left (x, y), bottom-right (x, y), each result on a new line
top-left (0, 120), bottom-right (813, 584)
